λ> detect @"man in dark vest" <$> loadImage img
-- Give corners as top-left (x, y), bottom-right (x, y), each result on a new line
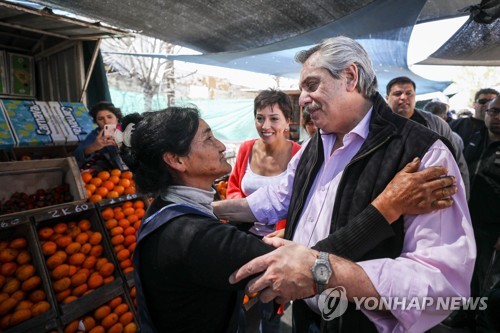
top-left (215, 36), bottom-right (475, 333)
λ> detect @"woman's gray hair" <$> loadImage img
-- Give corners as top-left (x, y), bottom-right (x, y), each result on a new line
top-left (295, 36), bottom-right (378, 98)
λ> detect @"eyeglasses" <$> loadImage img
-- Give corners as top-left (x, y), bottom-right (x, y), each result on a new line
top-left (477, 98), bottom-right (493, 105)
top-left (486, 107), bottom-right (500, 117)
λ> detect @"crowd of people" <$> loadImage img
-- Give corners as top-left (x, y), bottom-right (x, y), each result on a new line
top-left (75, 36), bottom-right (499, 333)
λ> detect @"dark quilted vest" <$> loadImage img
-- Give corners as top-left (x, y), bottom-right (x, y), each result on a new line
top-left (285, 93), bottom-right (442, 333)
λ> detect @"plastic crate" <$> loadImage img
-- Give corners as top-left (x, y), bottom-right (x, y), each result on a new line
top-left (32, 202), bottom-right (123, 325)
top-left (0, 222), bottom-right (58, 333)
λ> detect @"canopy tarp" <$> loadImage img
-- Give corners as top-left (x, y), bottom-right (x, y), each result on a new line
top-left (25, 0), bottom-right (474, 53)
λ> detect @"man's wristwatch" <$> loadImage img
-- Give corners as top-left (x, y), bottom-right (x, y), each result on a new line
top-left (311, 251), bottom-right (332, 294)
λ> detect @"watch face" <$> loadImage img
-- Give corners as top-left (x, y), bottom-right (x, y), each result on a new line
top-left (314, 263), bottom-right (330, 283)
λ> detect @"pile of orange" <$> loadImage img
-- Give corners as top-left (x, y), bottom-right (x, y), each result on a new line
top-left (37, 219), bottom-right (116, 305)
top-left (81, 169), bottom-right (136, 203)
top-left (63, 296), bottom-right (137, 333)
top-left (100, 200), bottom-right (144, 275)
top-left (0, 237), bottom-right (51, 330)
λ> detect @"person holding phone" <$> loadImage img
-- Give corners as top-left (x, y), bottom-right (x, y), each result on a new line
top-left (74, 101), bottom-right (127, 171)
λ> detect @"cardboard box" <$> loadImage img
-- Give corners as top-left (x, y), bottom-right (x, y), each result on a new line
top-left (0, 99), bottom-right (66, 146)
top-left (48, 101), bottom-right (96, 144)
top-left (0, 101), bottom-right (16, 149)
top-left (8, 52), bottom-right (35, 97)
top-left (0, 157), bottom-right (87, 219)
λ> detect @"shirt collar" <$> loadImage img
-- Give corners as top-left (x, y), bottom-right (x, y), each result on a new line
top-left (318, 106), bottom-right (373, 141)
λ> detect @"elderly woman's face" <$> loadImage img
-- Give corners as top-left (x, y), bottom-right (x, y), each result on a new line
top-left (95, 110), bottom-right (118, 129)
top-left (184, 119), bottom-right (232, 183)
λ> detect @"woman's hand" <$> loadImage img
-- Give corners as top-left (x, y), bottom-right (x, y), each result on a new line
top-left (372, 157), bottom-right (457, 223)
top-left (84, 129), bottom-right (117, 156)
top-left (264, 228), bottom-right (285, 239)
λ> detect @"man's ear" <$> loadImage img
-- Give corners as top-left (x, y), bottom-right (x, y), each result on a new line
top-left (343, 64), bottom-right (359, 92)
top-left (163, 152), bottom-right (187, 172)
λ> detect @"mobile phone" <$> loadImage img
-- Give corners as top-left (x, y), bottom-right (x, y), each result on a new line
top-left (103, 124), bottom-right (116, 136)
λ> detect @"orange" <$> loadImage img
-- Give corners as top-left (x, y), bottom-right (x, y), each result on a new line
top-left (82, 316), bottom-right (96, 331)
top-left (86, 189), bottom-right (92, 198)
top-left (109, 175), bottom-right (120, 185)
top-left (124, 186), bottom-right (136, 195)
top-left (89, 232), bottom-right (103, 245)
top-left (102, 180), bottom-right (115, 191)
top-left (113, 186), bottom-right (125, 196)
top-left (78, 219), bottom-right (92, 231)
top-left (82, 172), bottom-right (93, 184)
top-left (127, 214), bottom-right (138, 223)
top-left (108, 296), bottom-right (123, 309)
top-left (96, 187), bottom-right (109, 197)
top-left (89, 326), bottom-right (105, 333)
top-left (89, 194), bottom-right (103, 203)
top-left (123, 227), bottom-right (136, 237)
top-left (90, 178), bottom-right (102, 187)
top-left (101, 313), bottom-right (119, 329)
top-left (121, 171), bottom-right (133, 179)
top-left (101, 208), bottom-right (114, 220)
top-left (97, 171), bottom-right (110, 181)
top-left (113, 303), bottom-right (128, 316)
top-left (38, 227), bottom-right (54, 240)
top-left (75, 233), bottom-right (89, 245)
top-left (135, 208), bottom-right (145, 218)
top-left (111, 235), bottom-right (125, 245)
top-left (114, 245), bottom-right (125, 253)
top-left (88, 273), bottom-right (104, 289)
top-left (119, 312), bottom-right (134, 326)
top-left (124, 235), bottom-right (136, 247)
top-left (114, 210), bottom-right (125, 220)
top-left (99, 262), bottom-right (114, 277)
top-left (108, 323), bottom-right (124, 333)
top-left (118, 219), bottom-right (130, 229)
top-left (123, 207), bottom-right (135, 216)
top-left (80, 243), bottom-right (92, 255)
top-left (124, 322), bottom-right (137, 333)
top-left (123, 266), bottom-right (134, 274)
top-left (122, 201), bottom-right (133, 209)
top-left (94, 305), bottom-right (111, 320)
top-left (110, 226), bottom-right (124, 236)
top-left (133, 200), bottom-right (144, 209)
top-left (105, 219), bottom-right (118, 230)
top-left (116, 249), bottom-right (130, 261)
top-left (90, 245), bottom-right (103, 257)
top-left (107, 191), bottom-right (119, 199)
top-left (42, 241), bottom-right (57, 256)
top-left (54, 223), bottom-right (68, 234)
top-left (110, 169), bottom-right (121, 177)
top-left (85, 184), bottom-right (96, 194)
top-left (118, 179), bottom-right (131, 188)
top-left (68, 253), bottom-right (86, 266)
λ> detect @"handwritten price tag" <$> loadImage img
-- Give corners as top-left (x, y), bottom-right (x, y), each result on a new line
top-left (0, 217), bottom-right (25, 229)
top-left (35, 203), bottom-right (91, 222)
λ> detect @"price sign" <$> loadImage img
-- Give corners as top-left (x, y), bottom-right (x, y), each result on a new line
top-left (0, 216), bottom-right (27, 229)
top-left (99, 193), bottom-right (138, 207)
top-left (35, 203), bottom-right (91, 222)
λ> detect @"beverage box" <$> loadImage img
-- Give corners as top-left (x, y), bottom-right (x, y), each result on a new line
top-left (0, 100), bottom-right (65, 146)
top-left (48, 101), bottom-right (96, 145)
top-left (0, 101), bottom-right (16, 149)
top-left (0, 157), bottom-right (87, 219)
top-left (8, 53), bottom-right (35, 97)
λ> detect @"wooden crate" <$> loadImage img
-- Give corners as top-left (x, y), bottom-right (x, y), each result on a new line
top-left (0, 157), bottom-right (86, 219)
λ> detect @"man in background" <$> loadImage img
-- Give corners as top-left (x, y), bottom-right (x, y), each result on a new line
top-left (451, 88), bottom-right (499, 147)
top-left (424, 100), bottom-right (464, 151)
top-left (385, 76), bottom-right (469, 197)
